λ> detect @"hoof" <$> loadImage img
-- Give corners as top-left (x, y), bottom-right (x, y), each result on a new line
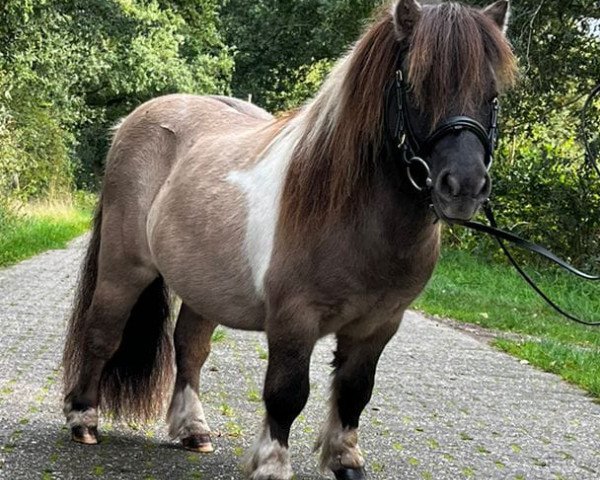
top-left (182, 433), bottom-right (214, 453)
top-left (333, 467), bottom-right (367, 480)
top-left (71, 425), bottom-right (99, 445)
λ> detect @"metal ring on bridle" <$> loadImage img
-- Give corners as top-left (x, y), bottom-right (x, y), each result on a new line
top-left (406, 156), bottom-right (433, 191)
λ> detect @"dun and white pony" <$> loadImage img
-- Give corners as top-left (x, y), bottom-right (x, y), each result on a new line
top-left (62, 1), bottom-right (516, 479)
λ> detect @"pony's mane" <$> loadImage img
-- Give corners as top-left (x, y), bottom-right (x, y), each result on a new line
top-left (278, 2), bottom-right (517, 240)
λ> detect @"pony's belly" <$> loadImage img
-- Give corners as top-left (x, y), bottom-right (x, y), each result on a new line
top-left (146, 156), bottom-right (266, 330)
top-left (179, 287), bottom-right (266, 331)
top-left (151, 234), bottom-right (267, 330)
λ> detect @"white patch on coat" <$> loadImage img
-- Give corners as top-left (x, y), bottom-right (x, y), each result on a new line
top-left (167, 385), bottom-right (210, 439)
top-left (227, 42), bottom-right (365, 297)
top-left (245, 423), bottom-right (293, 480)
top-left (316, 409), bottom-right (365, 472)
top-left (227, 121), bottom-right (302, 296)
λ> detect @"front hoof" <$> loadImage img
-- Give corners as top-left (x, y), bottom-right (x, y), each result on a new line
top-left (182, 433), bottom-right (214, 453)
top-left (333, 467), bottom-right (367, 480)
top-left (246, 459), bottom-right (293, 480)
top-left (71, 425), bottom-right (99, 445)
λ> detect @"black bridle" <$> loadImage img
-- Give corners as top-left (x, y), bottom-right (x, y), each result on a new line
top-left (386, 69), bottom-right (499, 191)
top-left (385, 69), bottom-right (600, 326)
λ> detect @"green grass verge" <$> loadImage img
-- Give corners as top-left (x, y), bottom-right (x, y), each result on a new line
top-left (494, 338), bottom-right (600, 397)
top-left (414, 248), bottom-right (600, 397)
top-left (0, 195), bottom-right (94, 268)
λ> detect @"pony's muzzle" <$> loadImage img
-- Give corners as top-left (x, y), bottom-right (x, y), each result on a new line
top-left (433, 168), bottom-right (491, 221)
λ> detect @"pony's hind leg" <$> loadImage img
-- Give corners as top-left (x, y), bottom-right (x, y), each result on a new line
top-left (167, 303), bottom-right (216, 453)
top-left (63, 263), bottom-right (158, 444)
top-left (317, 319), bottom-right (401, 480)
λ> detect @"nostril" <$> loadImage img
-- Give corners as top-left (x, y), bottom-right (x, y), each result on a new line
top-left (440, 172), bottom-right (461, 197)
top-left (477, 174), bottom-right (492, 199)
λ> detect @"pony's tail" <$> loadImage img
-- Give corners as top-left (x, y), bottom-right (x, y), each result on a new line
top-left (62, 196), bottom-right (174, 420)
top-left (62, 196), bottom-right (104, 398)
top-left (98, 276), bottom-right (174, 420)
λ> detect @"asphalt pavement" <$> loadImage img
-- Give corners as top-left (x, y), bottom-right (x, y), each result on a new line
top-left (0, 236), bottom-right (598, 479)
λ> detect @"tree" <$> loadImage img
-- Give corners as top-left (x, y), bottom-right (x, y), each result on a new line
top-left (0, 0), bottom-right (233, 195)
top-left (221, 0), bottom-right (379, 110)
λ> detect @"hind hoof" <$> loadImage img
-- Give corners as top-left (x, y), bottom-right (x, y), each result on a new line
top-left (71, 425), bottom-right (99, 445)
top-left (333, 467), bottom-right (367, 480)
top-left (182, 433), bottom-right (214, 453)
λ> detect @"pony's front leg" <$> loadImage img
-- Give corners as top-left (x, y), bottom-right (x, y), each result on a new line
top-left (317, 319), bottom-right (401, 480)
top-left (246, 308), bottom-right (318, 480)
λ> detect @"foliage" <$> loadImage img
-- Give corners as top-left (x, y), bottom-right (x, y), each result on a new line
top-left (221, 0), bottom-right (379, 110)
top-left (0, 192), bottom-right (16, 238)
top-left (0, 0), bottom-right (233, 197)
top-left (267, 58), bottom-right (335, 111)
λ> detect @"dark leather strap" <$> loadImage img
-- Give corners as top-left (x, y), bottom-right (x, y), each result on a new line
top-left (424, 117), bottom-right (490, 151)
top-left (461, 203), bottom-right (600, 326)
top-left (421, 116), bottom-right (493, 168)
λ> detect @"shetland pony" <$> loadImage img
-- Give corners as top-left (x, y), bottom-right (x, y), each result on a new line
top-left (62, 1), bottom-right (516, 479)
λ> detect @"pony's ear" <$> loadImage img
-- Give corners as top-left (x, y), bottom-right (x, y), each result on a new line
top-left (483, 0), bottom-right (511, 34)
top-left (392, 0), bottom-right (422, 38)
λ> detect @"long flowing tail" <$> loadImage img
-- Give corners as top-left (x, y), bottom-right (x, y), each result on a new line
top-left (62, 197), bottom-right (104, 397)
top-left (62, 197), bottom-right (174, 420)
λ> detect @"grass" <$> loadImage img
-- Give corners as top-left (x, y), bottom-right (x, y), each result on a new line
top-left (495, 338), bottom-right (600, 396)
top-left (211, 327), bottom-right (227, 343)
top-left (414, 248), bottom-right (600, 397)
top-left (0, 194), bottom-right (94, 268)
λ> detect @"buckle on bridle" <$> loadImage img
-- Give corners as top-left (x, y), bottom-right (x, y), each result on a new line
top-left (397, 132), bottom-right (407, 149)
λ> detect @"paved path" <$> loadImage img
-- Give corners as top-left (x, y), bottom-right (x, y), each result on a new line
top-left (0, 237), bottom-right (598, 480)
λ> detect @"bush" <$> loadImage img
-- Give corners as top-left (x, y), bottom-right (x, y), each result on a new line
top-left (265, 59), bottom-right (335, 111)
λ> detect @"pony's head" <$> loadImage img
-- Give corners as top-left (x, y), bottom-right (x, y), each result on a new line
top-left (394, 0), bottom-right (517, 221)
top-left (280, 0), bottom-right (517, 237)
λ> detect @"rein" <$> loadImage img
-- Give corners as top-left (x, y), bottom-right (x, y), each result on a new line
top-left (385, 72), bottom-right (600, 326)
